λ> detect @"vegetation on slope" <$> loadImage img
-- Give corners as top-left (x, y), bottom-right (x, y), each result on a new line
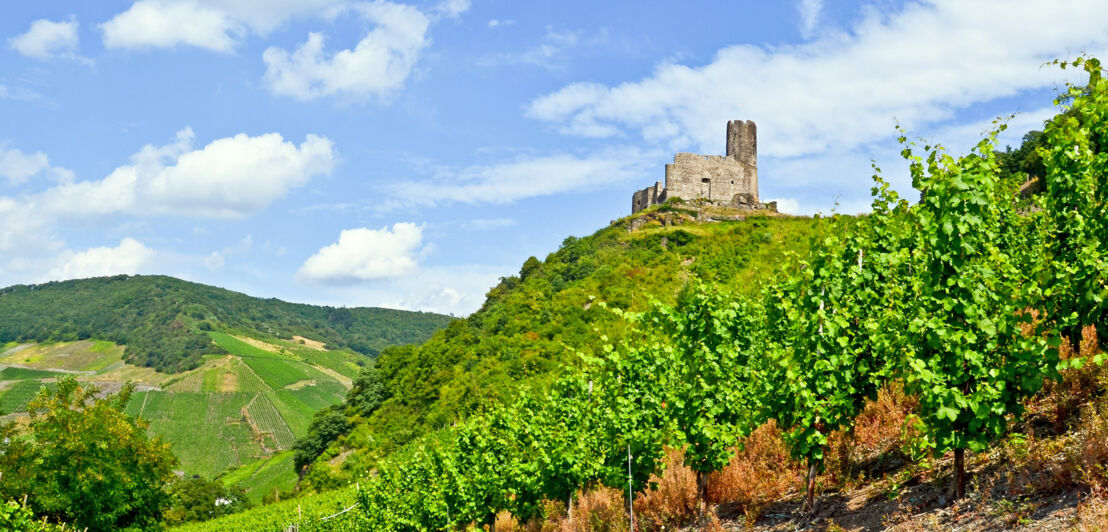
top-left (298, 205), bottom-right (819, 489)
top-left (0, 275), bottom-right (453, 372)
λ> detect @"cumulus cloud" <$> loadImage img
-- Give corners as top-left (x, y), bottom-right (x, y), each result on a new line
top-left (0, 129), bottom-right (333, 252)
top-left (9, 17), bottom-right (82, 61)
top-left (0, 145), bottom-right (74, 186)
top-left (47, 128), bottom-right (333, 218)
top-left (263, 1), bottom-right (431, 100)
top-left (487, 19), bottom-right (515, 29)
top-left (100, 0), bottom-right (342, 52)
top-left (387, 146), bottom-right (659, 207)
top-left (48, 238), bottom-right (155, 281)
top-left (527, 0), bottom-right (1108, 158)
top-left (298, 223), bottom-right (425, 283)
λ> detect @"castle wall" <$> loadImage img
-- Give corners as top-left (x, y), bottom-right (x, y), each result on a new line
top-left (664, 153), bottom-right (757, 205)
top-left (631, 181), bottom-right (664, 214)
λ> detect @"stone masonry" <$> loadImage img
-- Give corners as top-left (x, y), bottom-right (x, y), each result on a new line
top-left (632, 120), bottom-right (760, 213)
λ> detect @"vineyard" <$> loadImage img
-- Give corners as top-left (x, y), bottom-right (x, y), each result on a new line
top-left (245, 392), bottom-right (297, 451)
top-left (172, 486), bottom-right (361, 531)
top-left (0, 330), bottom-right (361, 498)
top-left (205, 58), bottom-right (1108, 530)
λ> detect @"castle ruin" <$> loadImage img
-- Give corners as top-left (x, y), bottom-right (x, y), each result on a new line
top-left (632, 120), bottom-right (763, 213)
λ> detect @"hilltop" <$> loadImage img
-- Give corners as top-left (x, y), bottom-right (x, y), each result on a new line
top-left (0, 275), bottom-right (453, 372)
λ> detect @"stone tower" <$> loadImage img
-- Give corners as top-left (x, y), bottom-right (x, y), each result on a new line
top-left (631, 119), bottom-right (759, 214)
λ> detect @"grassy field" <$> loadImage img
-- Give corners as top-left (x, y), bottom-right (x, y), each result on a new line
top-left (219, 450), bottom-right (299, 504)
top-left (0, 380), bottom-right (51, 414)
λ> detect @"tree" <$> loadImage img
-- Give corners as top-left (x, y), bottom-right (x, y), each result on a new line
top-left (0, 377), bottom-right (177, 531)
top-left (164, 477), bottom-right (250, 525)
top-left (293, 406), bottom-right (353, 473)
top-left (899, 125), bottom-right (1054, 500)
top-left (346, 362), bottom-right (388, 417)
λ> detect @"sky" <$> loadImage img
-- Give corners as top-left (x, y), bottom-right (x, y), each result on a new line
top-left (1, 1), bottom-right (1106, 316)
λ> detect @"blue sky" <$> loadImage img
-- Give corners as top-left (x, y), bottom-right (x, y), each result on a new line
top-left (1, 1), bottom-right (1105, 316)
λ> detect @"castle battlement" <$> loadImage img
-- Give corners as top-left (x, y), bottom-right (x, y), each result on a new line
top-left (632, 120), bottom-right (761, 214)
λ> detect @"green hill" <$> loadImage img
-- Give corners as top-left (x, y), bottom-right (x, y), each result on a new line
top-left (0, 275), bottom-right (453, 372)
top-left (299, 203), bottom-right (821, 488)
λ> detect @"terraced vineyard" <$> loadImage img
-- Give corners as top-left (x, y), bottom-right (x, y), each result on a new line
top-left (245, 392), bottom-right (297, 450)
top-left (0, 331), bottom-right (366, 499)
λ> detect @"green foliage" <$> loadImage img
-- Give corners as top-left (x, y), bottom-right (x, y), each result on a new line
top-left (995, 130), bottom-right (1046, 181)
top-left (1039, 57), bottom-right (1108, 347)
top-left (763, 185), bottom-right (911, 471)
top-left (898, 123), bottom-right (1055, 481)
top-left (0, 497), bottom-right (68, 531)
top-left (0, 275), bottom-right (452, 372)
top-left (294, 407), bottom-right (353, 472)
top-left (168, 486), bottom-right (360, 532)
top-left (165, 477), bottom-right (250, 526)
top-left (0, 377), bottom-right (178, 531)
top-left (345, 363), bottom-right (387, 417)
top-left (614, 284), bottom-right (765, 505)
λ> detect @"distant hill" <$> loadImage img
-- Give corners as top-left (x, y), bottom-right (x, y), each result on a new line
top-left (0, 275), bottom-right (454, 373)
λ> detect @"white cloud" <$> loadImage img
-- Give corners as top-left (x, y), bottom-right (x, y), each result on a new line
top-left (100, 0), bottom-right (342, 52)
top-left (433, 0), bottom-right (470, 20)
top-left (0, 84), bottom-right (40, 102)
top-left (298, 223), bottom-right (425, 283)
top-left (767, 198), bottom-right (801, 215)
top-left (0, 129), bottom-right (333, 252)
top-left (527, 0), bottom-right (1108, 159)
top-left (478, 26), bottom-right (602, 70)
top-left (101, 1), bottom-right (241, 52)
top-left (301, 263), bottom-right (507, 316)
top-left (798, 0), bottom-right (822, 38)
top-left (9, 17), bottom-right (81, 61)
top-left (0, 145), bottom-right (74, 186)
top-left (387, 146), bottom-right (658, 207)
top-left (487, 19), bottom-right (515, 29)
top-left (263, 1), bottom-right (431, 100)
top-left (460, 218), bottom-right (517, 231)
top-left (203, 251), bottom-right (225, 270)
top-left (48, 238), bottom-right (155, 281)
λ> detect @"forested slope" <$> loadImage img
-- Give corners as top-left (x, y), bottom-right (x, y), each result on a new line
top-left (0, 275), bottom-right (453, 372)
